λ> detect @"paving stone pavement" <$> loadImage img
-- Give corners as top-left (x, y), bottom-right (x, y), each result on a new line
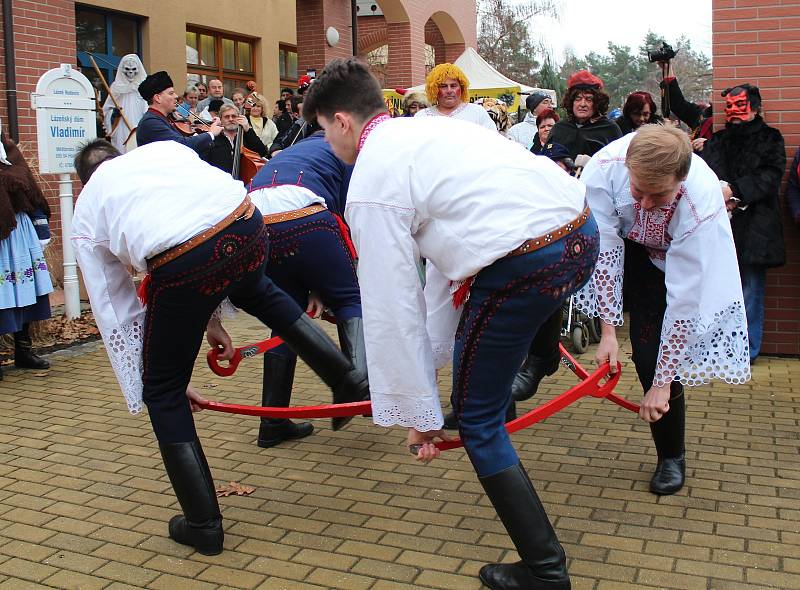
top-left (0, 312), bottom-right (799, 589)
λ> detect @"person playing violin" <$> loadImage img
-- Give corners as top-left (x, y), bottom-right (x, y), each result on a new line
top-left (136, 71), bottom-right (223, 157)
top-left (205, 104), bottom-right (268, 177)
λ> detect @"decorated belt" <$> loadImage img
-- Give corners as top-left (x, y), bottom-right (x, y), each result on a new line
top-left (505, 206), bottom-right (591, 258)
top-left (262, 203), bottom-right (326, 225)
top-left (147, 196), bottom-right (255, 272)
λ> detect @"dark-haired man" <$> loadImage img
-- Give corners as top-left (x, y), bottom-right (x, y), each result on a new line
top-left (303, 57), bottom-right (600, 590)
top-left (136, 71), bottom-right (223, 154)
top-left (71, 138), bottom-right (368, 557)
top-left (699, 84), bottom-right (786, 362)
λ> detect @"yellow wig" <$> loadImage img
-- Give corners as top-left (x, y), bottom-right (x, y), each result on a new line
top-left (425, 63), bottom-right (470, 105)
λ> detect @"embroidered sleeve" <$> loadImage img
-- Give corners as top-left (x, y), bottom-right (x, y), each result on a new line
top-left (653, 208), bottom-right (751, 387)
top-left (73, 237), bottom-right (146, 414)
top-left (574, 159), bottom-right (625, 325)
top-left (346, 201), bottom-right (444, 431)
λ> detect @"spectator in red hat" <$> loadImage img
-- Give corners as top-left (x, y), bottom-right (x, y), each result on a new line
top-left (509, 71), bottom-right (621, 404)
top-left (547, 70), bottom-right (622, 162)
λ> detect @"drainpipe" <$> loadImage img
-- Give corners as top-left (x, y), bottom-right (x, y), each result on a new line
top-left (3, 0), bottom-right (19, 141)
top-left (351, 0), bottom-right (358, 57)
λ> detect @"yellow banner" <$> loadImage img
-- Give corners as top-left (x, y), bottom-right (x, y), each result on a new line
top-left (383, 87), bottom-right (522, 116)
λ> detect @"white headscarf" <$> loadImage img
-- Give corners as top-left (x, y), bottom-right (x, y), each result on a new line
top-left (109, 54), bottom-right (147, 95)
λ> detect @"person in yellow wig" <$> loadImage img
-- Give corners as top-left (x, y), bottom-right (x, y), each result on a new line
top-left (414, 63), bottom-right (496, 130)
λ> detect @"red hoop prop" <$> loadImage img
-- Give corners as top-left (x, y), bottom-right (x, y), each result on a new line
top-left (200, 333), bottom-right (640, 450)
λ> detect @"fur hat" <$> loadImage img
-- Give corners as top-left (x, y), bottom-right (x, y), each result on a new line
top-left (138, 71), bottom-right (173, 103)
top-left (567, 70), bottom-right (603, 90)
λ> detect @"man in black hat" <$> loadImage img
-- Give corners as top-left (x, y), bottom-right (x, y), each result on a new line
top-left (508, 91), bottom-right (553, 149)
top-left (136, 71), bottom-right (223, 155)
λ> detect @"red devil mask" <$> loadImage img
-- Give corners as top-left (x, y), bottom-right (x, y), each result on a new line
top-left (724, 90), bottom-right (752, 123)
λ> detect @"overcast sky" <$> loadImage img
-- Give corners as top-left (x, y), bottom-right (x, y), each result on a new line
top-left (527, 0), bottom-right (713, 63)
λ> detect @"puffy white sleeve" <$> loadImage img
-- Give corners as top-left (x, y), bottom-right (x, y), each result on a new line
top-left (346, 202), bottom-right (443, 431)
top-left (425, 263), bottom-right (460, 369)
top-left (574, 159), bottom-right (625, 325)
top-left (73, 237), bottom-right (146, 414)
top-left (654, 208), bottom-right (751, 387)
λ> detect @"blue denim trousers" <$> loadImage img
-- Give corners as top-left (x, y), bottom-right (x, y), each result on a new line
top-left (739, 263), bottom-right (766, 361)
top-left (451, 217), bottom-right (599, 477)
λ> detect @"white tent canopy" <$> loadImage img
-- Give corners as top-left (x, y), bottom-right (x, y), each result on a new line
top-left (407, 47), bottom-right (556, 108)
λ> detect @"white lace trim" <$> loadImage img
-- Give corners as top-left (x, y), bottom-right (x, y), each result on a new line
top-left (104, 320), bottom-right (145, 414)
top-left (574, 244), bottom-right (624, 326)
top-left (211, 297), bottom-right (238, 322)
top-left (430, 340), bottom-right (454, 370)
top-left (371, 391), bottom-right (444, 431)
top-left (653, 300), bottom-right (751, 387)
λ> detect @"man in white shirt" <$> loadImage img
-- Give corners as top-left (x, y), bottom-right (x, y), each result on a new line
top-left (71, 139), bottom-right (368, 557)
top-left (576, 126), bottom-right (750, 496)
top-left (414, 63), bottom-right (496, 131)
top-left (304, 57), bottom-right (597, 590)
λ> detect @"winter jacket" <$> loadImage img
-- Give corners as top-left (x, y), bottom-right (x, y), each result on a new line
top-left (787, 146), bottom-right (800, 225)
top-left (547, 116), bottom-right (622, 160)
top-left (700, 116), bottom-right (786, 267)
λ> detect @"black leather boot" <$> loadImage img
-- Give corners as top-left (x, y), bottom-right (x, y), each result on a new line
top-left (478, 462), bottom-right (571, 590)
top-left (442, 401), bottom-right (517, 431)
top-left (277, 314), bottom-right (369, 430)
top-left (511, 311), bottom-right (562, 402)
top-left (258, 353), bottom-right (313, 448)
top-left (649, 384), bottom-right (686, 496)
top-left (335, 317), bottom-right (370, 430)
top-left (159, 439), bottom-right (224, 555)
top-left (14, 323), bottom-right (49, 370)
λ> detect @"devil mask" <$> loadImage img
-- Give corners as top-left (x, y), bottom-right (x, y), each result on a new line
top-left (722, 84), bottom-right (761, 123)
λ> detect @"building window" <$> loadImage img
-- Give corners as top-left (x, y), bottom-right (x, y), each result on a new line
top-left (75, 5), bottom-right (142, 101)
top-left (186, 27), bottom-right (256, 96)
top-left (279, 44), bottom-right (298, 86)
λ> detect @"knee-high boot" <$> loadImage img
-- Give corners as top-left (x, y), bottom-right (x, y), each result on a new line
top-left (159, 438), bottom-right (224, 555)
top-left (14, 323), bottom-right (50, 369)
top-left (511, 311), bottom-right (562, 402)
top-left (278, 314), bottom-right (369, 430)
top-left (257, 353), bottom-right (313, 448)
top-left (335, 317), bottom-right (370, 430)
top-left (649, 383), bottom-right (686, 495)
top-left (478, 462), bottom-right (571, 590)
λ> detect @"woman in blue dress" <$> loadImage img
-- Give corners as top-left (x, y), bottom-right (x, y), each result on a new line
top-left (0, 128), bottom-right (53, 379)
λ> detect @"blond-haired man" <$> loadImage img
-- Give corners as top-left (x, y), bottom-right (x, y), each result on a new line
top-left (576, 125), bottom-right (751, 495)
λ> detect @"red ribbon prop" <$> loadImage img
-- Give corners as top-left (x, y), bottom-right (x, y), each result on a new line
top-left (202, 332), bottom-right (640, 450)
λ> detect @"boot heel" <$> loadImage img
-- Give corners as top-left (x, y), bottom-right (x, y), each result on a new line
top-left (169, 515), bottom-right (223, 555)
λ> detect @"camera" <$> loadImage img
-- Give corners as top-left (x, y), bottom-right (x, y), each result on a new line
top-left (647, 41), bottom-right (677, 63)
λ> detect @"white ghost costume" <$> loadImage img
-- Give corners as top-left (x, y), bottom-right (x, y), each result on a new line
top-left (102, 54), bottom-right (148, 153)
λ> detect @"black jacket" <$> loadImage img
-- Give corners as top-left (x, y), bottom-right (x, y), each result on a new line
top-left (547, 116), bottom-right (622, 160)
top-left (700, 116), bottom-right (786, 267)
top-left (269, 118), bottom-right (322, 155)
top-left (787, 146), bottom-right (800, 225)
top-left (205, 128), bottom-right (267, 175)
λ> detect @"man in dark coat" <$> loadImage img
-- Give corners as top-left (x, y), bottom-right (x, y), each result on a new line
top-left (136, 71), bottom-right (223, 156)
top-left (700, 84), bottom-right (786, 362)
top-left (205, 104), bottom-right (268, 175)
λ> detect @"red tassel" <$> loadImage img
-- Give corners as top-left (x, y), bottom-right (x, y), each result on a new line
top-left (333, 213), bottom-right (357, 259)
top-left (451, 277), bottom-right (474, 309)
top-left (137, 273), bottom-right (151, 306)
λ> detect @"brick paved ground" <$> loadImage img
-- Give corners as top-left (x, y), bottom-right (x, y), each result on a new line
top-left (0, 312), bottom-right (798, 589)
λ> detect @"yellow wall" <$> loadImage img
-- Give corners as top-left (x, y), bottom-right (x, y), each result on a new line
top-left (82, 0), bottom-right (297, 99)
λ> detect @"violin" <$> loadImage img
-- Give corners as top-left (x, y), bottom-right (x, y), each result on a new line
top-left (171, 111), bottom-right (209, 136)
